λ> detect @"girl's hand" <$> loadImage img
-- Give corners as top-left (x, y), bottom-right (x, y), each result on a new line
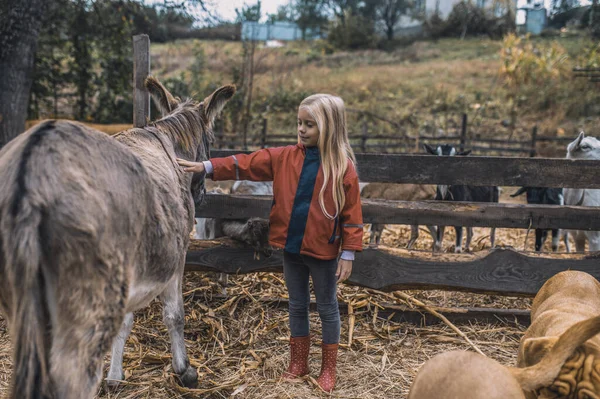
top-left (336, 259), bottom-right (352, 283)
top-left (176, 158), bottom-right (205, 174)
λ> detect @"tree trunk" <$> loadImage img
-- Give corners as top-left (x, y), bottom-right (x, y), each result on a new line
top-left (0, 0), bottom-right (49, 149)
top-left (387, 23), bottom-right (394, 40)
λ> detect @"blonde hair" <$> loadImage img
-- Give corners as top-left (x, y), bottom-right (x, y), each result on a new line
top-left (299, 94), bottom-right (356, 220)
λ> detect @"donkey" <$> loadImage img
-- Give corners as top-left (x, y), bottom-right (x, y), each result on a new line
top-left (0, 77), bottom-right (234, 399)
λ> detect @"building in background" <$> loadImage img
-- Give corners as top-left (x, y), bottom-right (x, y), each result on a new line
top-left (241, 21), bottom-right (322, 41)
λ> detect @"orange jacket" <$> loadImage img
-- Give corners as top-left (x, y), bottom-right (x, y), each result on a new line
top-left (210, 144), bottom-right (363, 260)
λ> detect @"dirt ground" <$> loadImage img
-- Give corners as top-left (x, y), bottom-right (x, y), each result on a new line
top-left (0, 186), bottom-right (585, 398)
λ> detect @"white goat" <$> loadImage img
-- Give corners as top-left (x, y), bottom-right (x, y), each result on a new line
top-left (564, 132), bottom-right (600, 252)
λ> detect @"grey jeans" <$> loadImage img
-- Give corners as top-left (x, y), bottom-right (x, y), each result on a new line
top-left (283, 251), bottom-right (340, 344)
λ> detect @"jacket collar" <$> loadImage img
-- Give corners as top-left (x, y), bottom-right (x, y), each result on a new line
top-left (297, 143), bottom-right (319, 159)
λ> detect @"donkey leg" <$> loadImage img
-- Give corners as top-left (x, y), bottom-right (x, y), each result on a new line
top-left (106, 312), bottom-right (134, 387)
top-left (160, 276), bottom-right (198, 388)
top-left (50, 291), bottom-right (124, 398)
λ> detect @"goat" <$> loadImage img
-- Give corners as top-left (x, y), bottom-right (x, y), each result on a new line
top-left (564, 132), bottom-right (600, 252)
top-left (424, 144), bottom-right (499, 253)
top-left (510, 187), bottom-right (570, 252)
top-left (360, 183), bottom-right (436, 248)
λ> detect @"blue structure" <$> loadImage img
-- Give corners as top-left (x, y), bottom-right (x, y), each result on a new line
top-left (241, 21), bottom-right (322, 41)
top-left (517, 5), bottom-right (547, 34)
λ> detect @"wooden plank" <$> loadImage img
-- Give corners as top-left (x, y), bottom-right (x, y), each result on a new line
top-left (470, 146), bottom-right (529, 153)
top-left (536, 136), bottom-right (576, 143)
top-left (195, 194), bottom-right (600, 230)
top-left (185, 245), bottom-right (600, 296)
top-left (471, 137), bottom-right (530, 145)
top-left (254, 297), bottom-right (530, 326)
top-left (133, 34), bottom-right (150, 128)
top-left (209, 151), bottom-right (600, 188)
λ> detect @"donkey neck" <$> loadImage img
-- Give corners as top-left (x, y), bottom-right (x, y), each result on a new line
top-left (158, 129), bottom-right (200, 160)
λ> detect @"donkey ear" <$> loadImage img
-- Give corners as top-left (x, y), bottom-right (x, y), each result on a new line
top-left (202, 85), bottom-right (236, 125)
top-left (145, 76), bottom-right (180, 116)
top-left (423, 144), bottom-right (437, 155)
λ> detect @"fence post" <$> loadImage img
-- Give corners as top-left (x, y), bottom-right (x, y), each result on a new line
top-left (261, 117), bottom-right (267, 148)
top-left (529, 125), bottom-right (538, 158)
top-left (361, 120), bottom-right (368, 153)
top-left (460, 113), bottom-right (468, 152)
top-left (133, 34), bottom-right (150, 128)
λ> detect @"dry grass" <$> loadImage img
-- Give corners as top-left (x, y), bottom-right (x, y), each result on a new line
top-left (0, 272), bottom-right (527, 399)
top-left (149, 36), bottom-right (600, 143)
top-left (0, 183), bottom-right (583, 398)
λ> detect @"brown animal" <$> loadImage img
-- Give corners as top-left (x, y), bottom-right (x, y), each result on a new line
top-left (409, 314), bottom-right (600, 399)
top-left (360, 183), bottom-right (436, 248)
top-left (518, 270), bottom-right (600, 398)
top-left (0, 78), bottom-right (234, 398)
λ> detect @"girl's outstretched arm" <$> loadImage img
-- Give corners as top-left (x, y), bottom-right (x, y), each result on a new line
top-left (209, 147), bottom-right (284, 181)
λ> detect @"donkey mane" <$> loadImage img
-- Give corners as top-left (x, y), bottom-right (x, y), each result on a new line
top-left (148, 99), bottom-right (214, 153)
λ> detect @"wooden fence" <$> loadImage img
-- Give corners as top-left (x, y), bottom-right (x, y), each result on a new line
top-left (133, 35), bottom-right (600, 323)
top-left (191, 150), bottom-right (600, 297)
top-left (213, 116), bottom-right (577, 157)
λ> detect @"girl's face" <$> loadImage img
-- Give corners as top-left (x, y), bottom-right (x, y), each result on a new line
top-left (297, 108), bottom-right (319, 147)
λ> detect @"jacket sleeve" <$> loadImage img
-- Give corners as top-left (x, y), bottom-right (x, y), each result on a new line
top-left (210, 147), bottom-right (282, 181)
top-left (341, 162), bottom-right (364, 252)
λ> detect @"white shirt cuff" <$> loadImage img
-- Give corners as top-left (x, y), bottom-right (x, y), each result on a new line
top-left (203, 160), bottom-right (213, 175)
top-left (340, 250), bottom-right (355, 261)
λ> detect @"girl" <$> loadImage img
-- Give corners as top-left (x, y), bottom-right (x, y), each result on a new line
top-left (177, 94), bottom-right (363, 393)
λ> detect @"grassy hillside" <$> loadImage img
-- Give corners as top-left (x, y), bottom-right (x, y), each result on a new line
top-left (150, 35), bottom-right (599, 152)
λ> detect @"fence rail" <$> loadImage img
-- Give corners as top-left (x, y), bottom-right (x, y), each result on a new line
top-left (211, 150), bottom-right (600, 189)
top-left (185, 245), bottom-right (600, 296)
top-left (213, 115), bottom-right (573, 157)
top-left (196, 195), bottom-right (600, 230)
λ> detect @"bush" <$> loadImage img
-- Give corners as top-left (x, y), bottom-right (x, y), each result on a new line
top-left (425, 1), bottom-right (515, 40)
top-left (327, 14), bottom-right (377, 50)
top-left (423, 12), bottom-right (446, 39)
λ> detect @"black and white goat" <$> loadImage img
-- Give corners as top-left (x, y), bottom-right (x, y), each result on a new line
top-left (510, 187), bottom-right (570, 252)
top-left (424, 144), bottom-right (499, 253)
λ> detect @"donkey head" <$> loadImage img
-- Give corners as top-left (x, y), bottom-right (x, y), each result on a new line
top-left (145, 76), bottom-right (236, 206)
top-left (567, 131), bottom-right (600, 161)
